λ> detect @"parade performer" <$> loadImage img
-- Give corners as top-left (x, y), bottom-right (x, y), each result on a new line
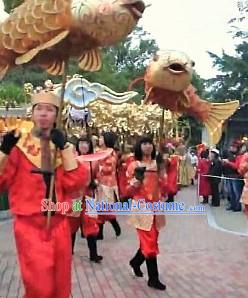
top-left (126, 136), bottom-right (167, 291)
top-left (0, 91), bottom-right (89, 298)
top-left (68, 136), bottom-right (103, 262)
top-left (196, 150), bottom-right (211, 204)
top-left (96, 132), bottom-right (121, 239)
top-left (176, 142), bottom-right (194, 187)
top-left (164, 145), bottom-right (180, 202)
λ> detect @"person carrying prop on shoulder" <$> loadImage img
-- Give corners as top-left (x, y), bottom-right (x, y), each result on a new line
top-left (0, 91), bottom-right (89, 298)
top-left (159, 143), bottom-right (180, 202)
top-left (126, 136), bottom-right (167, 291)
top-left (96, 132), bottom-right (121, 240)
top-left (68, 136), bottom-right (103, 263)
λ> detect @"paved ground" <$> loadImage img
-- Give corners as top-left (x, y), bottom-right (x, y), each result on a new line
top-left (208, 199), bottom-right (248, 235)
top-left (1, 186), bottom-right (248, 298)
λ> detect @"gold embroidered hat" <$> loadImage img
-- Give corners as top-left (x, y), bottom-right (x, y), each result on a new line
top-left (31, 91), bottom-right (60, 108)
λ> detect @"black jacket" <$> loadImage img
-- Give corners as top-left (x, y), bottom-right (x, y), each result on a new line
top-left (208, 158), bottom-right (222, 183)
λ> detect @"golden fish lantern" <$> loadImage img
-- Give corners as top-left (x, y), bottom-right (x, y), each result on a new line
top-left (0, 0), bottom-right (145, 78)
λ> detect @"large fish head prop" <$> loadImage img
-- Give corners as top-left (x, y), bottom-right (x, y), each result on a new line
top-left (145, 50), bottom-right (195, 92)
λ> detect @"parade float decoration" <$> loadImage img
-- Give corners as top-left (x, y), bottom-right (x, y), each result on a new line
top-left (1, 75), bottom-right (189, 150)
top-left (0, 0), bottom-right (146, 227)
top-left (51, 76), bottom-right (185, 148)
top-left (129, 50), bottom-right (240, 146)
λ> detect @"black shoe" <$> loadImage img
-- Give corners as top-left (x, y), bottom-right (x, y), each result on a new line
top-left (148, 279), bottom-right (166, 290)
top-left (97, 224), bottom-right (104, 240)
top-left (130, 265), bottom-right (143, 277)
top-left (129, 249), bottom-right (145, 277)
top-left (202, 198), bottom-right (209, 204)
top-left (146, 257), bottom-right (166, 291)
top-left (233, 208), bottom-right (242, 212)
top-left (87, 236), bottom-right (103, 263)
top-left (90, 255), bottom-right (103, 263)
top-left (226, 206), bottom-right (233, 211)
top-left (110, 219), bottom-right (121, 237)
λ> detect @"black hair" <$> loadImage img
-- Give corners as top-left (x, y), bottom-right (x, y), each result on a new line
top-left (76, 136), bottom-right (94, 155)
top-left (200, 150), bottom-right (209, 159)
top-left (102, 132), bottom-right (117, 149)
top-left (134, 136), bottom-right (156, 161)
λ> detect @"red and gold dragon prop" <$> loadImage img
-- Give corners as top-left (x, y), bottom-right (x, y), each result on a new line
top-left (0, 0), bottom-right (145, 78)
top-left (129, 50), bottom-right (239, 144)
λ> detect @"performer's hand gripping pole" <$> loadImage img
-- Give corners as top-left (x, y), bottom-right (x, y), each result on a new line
top-left (45, 61), bottom-right (69, 229)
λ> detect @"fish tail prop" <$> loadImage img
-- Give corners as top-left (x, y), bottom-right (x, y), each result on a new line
top-left (204, 100), bottom-right (239, 145)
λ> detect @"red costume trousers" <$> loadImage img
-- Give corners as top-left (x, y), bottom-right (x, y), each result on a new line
top-left (13, 214), bottom-right (71, 298)
top-left (136, 222), bottom-right (159, 258)
top-left (82, 211), bottom-right (99, 237)
top-left (68, 213), bottom-right (99, 237)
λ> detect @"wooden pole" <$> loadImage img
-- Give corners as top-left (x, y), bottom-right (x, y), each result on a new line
top-left (159, 108), bottom-right (165, 144)
top-left (46, 61), bottom-right (69, 229)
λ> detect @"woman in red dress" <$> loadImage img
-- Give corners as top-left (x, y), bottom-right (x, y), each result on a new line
top-left (96, 132), bottom-right (121, 239)
top-left (164, 146), bottom-right (180, 202)
top-left (196, 150), bottom-right (211, 203)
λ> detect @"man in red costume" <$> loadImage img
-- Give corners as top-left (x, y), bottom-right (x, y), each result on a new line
top-left (126, 136), bottom-right (167, 291)
top-left (0, 91), bottom-right (88, 298)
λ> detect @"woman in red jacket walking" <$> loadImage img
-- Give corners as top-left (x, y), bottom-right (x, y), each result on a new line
top-left (197, 150), bottom-right (211, 203)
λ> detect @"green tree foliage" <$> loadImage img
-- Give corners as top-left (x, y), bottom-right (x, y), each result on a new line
top-left (206, 42), bottom-right (248, 103)
top-left (205, 1), bottom-right (248, 103)
top-left (69, 27), bottom-right (158, 102)
top-left (3, 0), bottom-right (23, 13)
top-left (0, 83), bottom-right (26, 105)
top-left (229, 0), bottom-right (248, 38)
top-left (2, 26), bottom-right (158, 104)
